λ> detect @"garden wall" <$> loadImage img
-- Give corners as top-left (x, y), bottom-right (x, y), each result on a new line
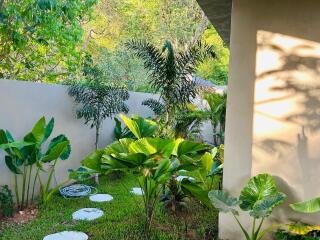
top-left (0, 79), bottom-right (213, 199)
top-left (0, 79), bottom-right (157, 196)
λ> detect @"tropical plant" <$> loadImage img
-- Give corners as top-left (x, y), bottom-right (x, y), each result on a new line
top-left (0, 117), bottom-right (71, 209)
top-left (285, 197), bottom-right (320, 238)
top-left (126, 39), bottom-right (215, 134)
top-left (174, 104), bottom-right (205, 140)
top-left (68, 55), bottom-right (130, 150)
top-left (209, 173), bottom-right (286, 240)
top-left (141, 98), bottom-right (165, 116)
top-left (0, 185), bottom-right (14, 217)
top-left (275, 228), bottom-right (320, 240)
top-left (75, 114), bottom-right (215, 236)
top-left (203, 91), bottom-right (227, 145)
top-left (290, 197), bottom-right (320, 214)
top-left (114, 114), bottom-right (157, 140)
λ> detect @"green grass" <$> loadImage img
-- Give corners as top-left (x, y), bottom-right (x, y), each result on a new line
top-left (0, 174), bottom-right (218, 240)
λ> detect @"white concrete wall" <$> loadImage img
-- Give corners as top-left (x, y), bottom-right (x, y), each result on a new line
top-left (0, 79), bottom-right (156, 197)
top-left (222, 0), bottom-right (320, 239)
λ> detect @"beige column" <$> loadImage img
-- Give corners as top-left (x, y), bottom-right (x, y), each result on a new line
top-left (222, 0), bottom-right (320, 239)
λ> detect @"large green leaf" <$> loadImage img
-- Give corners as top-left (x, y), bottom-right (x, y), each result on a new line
top-left (239, 173), bottom-right (285, 212)
top-left (29, 117), bottom-right (46, 145)
top-left (287, 223), bottom-right (320, 235)
top-left (208, 190), bottom-right (239, 214)
top-left (290, 197), bottom-right (320, 213)
top-left (128, 138), bottom-right (177, 160)
top-left (106, 153), bottom-right (147, 169)
top-left (177, 140), bottom-right (209, 156)
top-left (0, 129), bottom-right (9, 144)
top-left (250, 193), bottom-right (286, 218)
top-left (120, 114), bottom-right (141, 139)
top-left (47, 135), bottom-right (71, 160)
top-left (5, 156), bottom-right (23, 174)
top-left (41, 141), bottom-right (69, 163)
top-left (200, 152), bottom-right (214, 173)
top-left (81, 150), bottom-right (104, 172)
top-left (181, 179), bottom-right (211, 208)
top-left (43, 118), bottom-right (54, 143)
top-left (105, 138), bottom-right (133, 155)
top-left (69, 167), bottom-right (95, 181)
top-left (120, 114), bottom-right (157, 139)
top-left (153, 158), bottom-right (171, 183)
top-left (0, 141), bottom-right (33, 150)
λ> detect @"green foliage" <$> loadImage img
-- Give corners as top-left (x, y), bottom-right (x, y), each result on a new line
top-left (119, 114), bottom-right (157, 140)
top-left (0, 174), bottom-right (219, 239)
top-left (77, 115), bottom-right (221, 233)
top-left (274, 229), bottom-right (320, 240)
top-left (141, 99), bottom-right (165, 116)
top-left (127, 39), bottom-right (215, 138)
top-left (0, 185), bottom-right (14, 217)
top-left (96, 49), bottom-right (152, 92)
top-left (197, 27), bottom-right (230, 86)
top-left (290, 197), bottom-right (320, 214)
top-left (202, 91), bottom-right (227, 145)
top-left (68, 55), bottom-right (129, 149)
top-left (0, 117), bottom-right (71, 209)
top-left (127, 40), bottom-right (215, 112)
top-left (209, 173), bottom-right (286, 240)
top-left (0, 0), bottom-right (97, 82)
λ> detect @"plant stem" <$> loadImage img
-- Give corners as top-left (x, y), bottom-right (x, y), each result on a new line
top-left (14, 174), bottom-right (20, 209)
top-left (254, 218), bottom-right (264, 239)
top-left (31, 168), bottom-right (39, 203)
top-left (232, 213), bottom-right (250, 240)
top-left (252, 217), bottom-right (256, 240)
top-left (94, 117), bottom-right (100, 184)
top-left (26, 165), bottom-right (32, 207)
top-left (45, 159), bottom-right (58, 196)
top-left (21, 165), bottom-right (27, 210)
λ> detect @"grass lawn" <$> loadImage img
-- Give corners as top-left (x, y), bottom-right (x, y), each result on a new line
top-left (0, 174), bottom-right (218, 240)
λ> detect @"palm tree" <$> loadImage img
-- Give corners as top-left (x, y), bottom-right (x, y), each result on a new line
top-left (68, 55), bottom-right (129, 150)
top-left (126, 40), bottom-right (215, 130)
top-left (203, 92), bottom-right (227, 145)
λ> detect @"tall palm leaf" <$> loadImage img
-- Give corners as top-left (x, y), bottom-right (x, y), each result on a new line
top-left (126, 39), bottom-right (215, 125)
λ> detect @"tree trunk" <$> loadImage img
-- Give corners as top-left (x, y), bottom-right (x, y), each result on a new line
top-left (190, 10), bottom-right (208, 47)
top-left (94, 120), bottom-right (100, 184)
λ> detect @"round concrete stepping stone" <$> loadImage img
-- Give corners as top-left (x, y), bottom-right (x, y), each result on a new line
top-left (43, 231), bottom-right (88, 240)
top-left (131, 187), bottom-right (144, 195)
top-left (89, 194), bottom-right (113, 202)
top-left (176, 176), bottom-right (195, 182)
top-left (72, 208), bottom-right (104, 221)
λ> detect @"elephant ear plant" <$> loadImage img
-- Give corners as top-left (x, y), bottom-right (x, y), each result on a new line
top-left (74, 114), bottom-right (215, 237)
top-left (0, 117), bottom-right (71, 210)
top-left (209, 173), bottom-right (286, 240)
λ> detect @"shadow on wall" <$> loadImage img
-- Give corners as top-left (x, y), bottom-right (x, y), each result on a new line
top-left (252, 31), bottom-right (320, 223)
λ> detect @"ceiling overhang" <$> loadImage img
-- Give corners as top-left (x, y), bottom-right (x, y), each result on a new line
top-left (196, 0), bottom-right (232, 47)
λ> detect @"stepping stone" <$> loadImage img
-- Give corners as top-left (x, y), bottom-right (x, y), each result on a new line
top-left (43, 231), bottom-right (88, 240)
top-left (89, 194), bottom-right (113, 202)
top-left (131, 187), bottom-right (144, 195)
top-left (72, 208), bottom-right (104, 221)
top-left (176, 176), bottom-right (195, 182)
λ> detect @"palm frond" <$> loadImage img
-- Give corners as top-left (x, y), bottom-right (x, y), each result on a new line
top-left (142, 98), bottom-right (165, 116)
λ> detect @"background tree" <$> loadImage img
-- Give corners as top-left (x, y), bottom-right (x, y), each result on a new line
top-left (68, 55), bottom-right (129, 150)
top-left (126, 39), bottom-right (215, 136)
top-left (203, 92), bottom-right (227, 145)
top-left (0, 0), bottom-right (97, 82)
top-left (84, 0), bottom-right (229, 88)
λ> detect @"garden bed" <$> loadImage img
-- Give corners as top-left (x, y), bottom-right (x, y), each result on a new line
top-left (0, 174), bottom-right (218, 240)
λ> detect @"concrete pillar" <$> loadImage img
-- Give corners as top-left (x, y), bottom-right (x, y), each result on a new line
top-left (222, 0), bottom-right (320, 239)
